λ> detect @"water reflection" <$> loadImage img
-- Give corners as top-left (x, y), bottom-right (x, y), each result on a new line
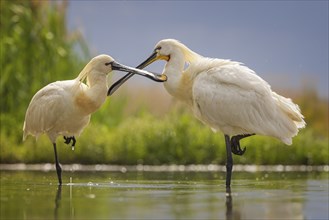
top-left (52, 179), bottom-right (241, 220)
top-left (1, 171), bottom-right (328, 219)
top-left (226, 187), bottom-right (233, 219)
top-left (53, 179), bottom-right (240, 220)
top-left (225, 187), bottom-right (241, 220)
top-left (54, 186), bottom-right (61, 220)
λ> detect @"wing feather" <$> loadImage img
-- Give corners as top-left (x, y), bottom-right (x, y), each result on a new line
top-left (192, 64), bottom-right (297, 143)
top-left (23, 81), bottom-right (71, 140)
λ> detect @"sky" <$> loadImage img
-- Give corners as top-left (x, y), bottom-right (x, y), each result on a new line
top-left (67, 1), bottom-right (328, 98)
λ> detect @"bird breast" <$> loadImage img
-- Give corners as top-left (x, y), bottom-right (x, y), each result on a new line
top-left (74, 91), bottom-right (104, 115)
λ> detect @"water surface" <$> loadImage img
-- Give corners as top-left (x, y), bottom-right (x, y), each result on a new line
top-left (1, 169), bottom-right (328, 219)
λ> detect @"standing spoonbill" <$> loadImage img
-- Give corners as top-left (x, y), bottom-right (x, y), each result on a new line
top-left (108, 39), bottom-right (306, 188)
top-left (23, 54), bottom-right (166, 185)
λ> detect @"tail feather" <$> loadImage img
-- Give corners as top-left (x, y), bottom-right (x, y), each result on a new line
top-left (271, 92), bottom-right (306, 145)
top-left (281, 137), bottom-right (292, 146)
top-left (273, 92), bottom-right (306, 129)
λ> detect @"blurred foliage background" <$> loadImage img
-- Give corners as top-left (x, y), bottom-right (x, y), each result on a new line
top-left (0, 0), bottom-right (328, 165)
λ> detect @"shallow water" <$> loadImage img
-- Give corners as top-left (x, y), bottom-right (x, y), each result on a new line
top-left (0, 170), bottom-right (328, 219)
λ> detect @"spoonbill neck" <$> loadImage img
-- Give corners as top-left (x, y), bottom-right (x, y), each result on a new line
top-left (162, 52), bottom-right (184, 96)
top-left (75, 71), bottom-right (108, 115)
top-left (163, 53), bottom-right (198, 105)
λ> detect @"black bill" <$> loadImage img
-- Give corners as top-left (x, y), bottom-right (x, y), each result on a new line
top-left (108, 51), bottom-right (164, 96)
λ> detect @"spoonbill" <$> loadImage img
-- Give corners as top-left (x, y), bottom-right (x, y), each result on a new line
top-left (23, 54), bottom-right (166, 185)
top-left (108, 39), bottom-right (306, 188)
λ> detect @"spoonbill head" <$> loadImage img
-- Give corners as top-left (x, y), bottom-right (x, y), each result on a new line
top-left (23, 54), bottom-right (166, 185)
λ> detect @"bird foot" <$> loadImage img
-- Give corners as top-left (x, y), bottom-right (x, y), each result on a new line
top-left (63, 136), bottom-right (76, 147)
top-left (230, 135), bottom-right (247, 156)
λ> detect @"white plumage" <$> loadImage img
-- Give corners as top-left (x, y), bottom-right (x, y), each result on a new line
top-left (23, 55), bottom-right (110, 144)
top-left (147, 39), bottom-right (305, 144)
top-left (24, 77), bottom-right (96, 144)
top-left (110, 39), bottom-right (305, 188)
top-left (191, 59), bottom-right (305, 145)
top-left (23, 54), bottom-right (165, 185)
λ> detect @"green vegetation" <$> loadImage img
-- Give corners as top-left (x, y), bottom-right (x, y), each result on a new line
top-left (1, 0), bottom-right (328, 166)
top-left (2, 105), bottom-right (328, 165)
top-left (0, 0), bottom-right (88, 142)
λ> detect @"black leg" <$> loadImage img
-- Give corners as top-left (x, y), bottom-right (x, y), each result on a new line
top-left (230, 134), bottom-right (254, 156)
top-left (53, 143), bottom-right (62, 185)
top-left (225, 134), bottom-right (233, 188)
top-left (63, 136), bottom-right (76, 147)
top-left (63, 136), bottom-right (70, 145)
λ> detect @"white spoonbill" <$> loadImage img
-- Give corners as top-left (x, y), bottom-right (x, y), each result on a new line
top-left (23, 54), bottom-right (166, 185)
top-left (108, 39), bottom-right (306, 188)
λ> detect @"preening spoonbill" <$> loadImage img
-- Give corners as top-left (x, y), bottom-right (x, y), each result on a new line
top-left (23, 54), bottom-right (166, 185)
top-left (109, 39), bottom-right (306, 188)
